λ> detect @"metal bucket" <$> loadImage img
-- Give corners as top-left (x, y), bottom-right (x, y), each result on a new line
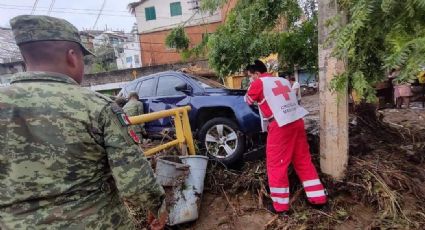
top-left (155, 156), bottom-right (189, 187)
top-left (168, 155), bottom-right (209, 226)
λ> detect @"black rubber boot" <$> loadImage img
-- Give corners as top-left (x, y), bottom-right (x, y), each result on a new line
top-left (266, 203), bottom-right (290, 217)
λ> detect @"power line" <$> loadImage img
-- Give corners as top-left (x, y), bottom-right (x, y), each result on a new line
top-left (0, 3), bottom-right (198, 17)
top-left (135, 14), bottom-right (220, 34)
top-left (0, 3), bottom-right (129, 13)
top-left (0, 6), bottom-right (198, 19)
top-left (0, 6), bottom-right (132, 17)
top-left (93, 0), bottom-right (107, 30)
top-left (47, 0), bottom-right (56, 16)
top-left (30, 0), bottom-right (39, 15)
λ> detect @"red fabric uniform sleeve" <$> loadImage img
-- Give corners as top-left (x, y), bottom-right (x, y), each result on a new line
top-left (245, 79), bottom-right (264, 105)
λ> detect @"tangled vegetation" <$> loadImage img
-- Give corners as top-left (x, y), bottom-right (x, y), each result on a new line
top-left (164, 0), bottom-right (315, 77)
top-left (165, 26), bottom-right (190, 51)
top-left (331, 0), bottom-right (425, 101)
top-left (205, 0), bottom-right (305, 77)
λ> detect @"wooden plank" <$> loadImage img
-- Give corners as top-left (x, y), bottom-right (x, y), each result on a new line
top-left (318, 0), bottom-right (349, 180)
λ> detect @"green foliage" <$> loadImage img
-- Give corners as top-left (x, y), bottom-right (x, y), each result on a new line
top-left (331, 0), bottom-right (425, 102)
top-left (205, 0), bottom-right (303, 77)
top-left (89, 42), bottom-right (118, 74)
top-left (200, 0), bottom-right (228, 13)
top-left (181, 33), bottom-right (210, 61)
top-left (278, 14), bottom-right (318, 73)
top-left (165, 26), bottom-right (190, 51)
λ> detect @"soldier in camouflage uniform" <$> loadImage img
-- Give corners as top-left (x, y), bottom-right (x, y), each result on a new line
top-left (123, 92), bottom-right (146, 142)
top-left (241, 69), bottom-right (251, 90)
top-left (0, 15), bottom-right (166, 229)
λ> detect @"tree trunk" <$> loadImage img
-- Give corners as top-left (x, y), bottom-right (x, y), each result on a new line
top-left (318, 0), bottom-right (348, 180)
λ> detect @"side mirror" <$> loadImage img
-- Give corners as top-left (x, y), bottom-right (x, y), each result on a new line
top-left (175, 83), bottom-right (192, 95)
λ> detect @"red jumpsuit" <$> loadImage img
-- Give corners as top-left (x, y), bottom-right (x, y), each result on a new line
top-left (246, 73), bottom-right (327, 212)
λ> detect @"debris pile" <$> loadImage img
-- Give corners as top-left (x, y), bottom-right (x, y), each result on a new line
top-left (127, 102), bottom-right (425, 229)
top-left (202, 106), bottom-right (425, 229)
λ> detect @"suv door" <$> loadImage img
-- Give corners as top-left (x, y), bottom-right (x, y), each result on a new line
top-left (149, 74), bottom-right (191, 130)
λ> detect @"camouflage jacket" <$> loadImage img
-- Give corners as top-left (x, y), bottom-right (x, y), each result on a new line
top-left (0, 72), bottom-right (165, 229)
top-left (123, 99), bottom-right (145, 133)
top-left (241, 77), bottom-right (250, 90)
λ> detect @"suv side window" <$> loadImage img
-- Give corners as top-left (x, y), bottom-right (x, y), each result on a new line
top-left (122, 82), bottom-right (137, 96)
top-left (137, 78), bottom-right (156, 97)
top-left (156, 76), bottom-right (185, 96)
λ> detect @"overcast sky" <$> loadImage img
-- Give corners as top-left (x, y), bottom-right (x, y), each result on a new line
top-left (0, 0), bottom-right (137, 32)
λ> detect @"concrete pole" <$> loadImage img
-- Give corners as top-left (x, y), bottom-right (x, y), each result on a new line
top-left (318, 0), bottom-right (348, 180)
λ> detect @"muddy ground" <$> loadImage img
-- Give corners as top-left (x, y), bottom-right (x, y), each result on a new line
top-left (137, 94), bottom-right (425, 230)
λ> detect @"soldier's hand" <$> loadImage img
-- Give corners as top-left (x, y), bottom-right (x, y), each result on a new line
top-left (148, 210), bottom-right (168, 230)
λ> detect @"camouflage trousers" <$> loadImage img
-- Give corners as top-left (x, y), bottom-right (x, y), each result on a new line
top-left (0, 190), bottom-right (136, 230)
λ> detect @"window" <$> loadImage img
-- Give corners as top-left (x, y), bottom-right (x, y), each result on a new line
top-left (145, 7), bottom-right (156, 21)
top-left (123, 82), bottom-right (138, 95)
top-left (137, 78), bottom-right (156, 97)
top-left (170, 2), bottom-right (182, 17)
top-left (157, 76), bottom-right (185, 96)
top-left (134, 55), bottom-right (140, 64)
top-left (126, 56), bottom-right (133, 63)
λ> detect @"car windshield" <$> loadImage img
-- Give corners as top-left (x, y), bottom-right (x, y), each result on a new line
top-left (185, 74), bottom-right (226, 89)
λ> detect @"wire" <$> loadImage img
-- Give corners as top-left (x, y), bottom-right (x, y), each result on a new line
top-left (0, 6), bottom-right (130, 17)
top-left (134, 13), bottom-right (220, 34)
top-left (47, 0), bottom-right (55, 16)
top-left (30, 0), bottom-right (39, 15)
top-left (0, 3), bottom-right (129, 13)
top-left (92, 0), bottom-right (107, 30)
top-left (0, 3), bottom-right (197, 17)
top-left (0, 6), bottom-right (198, 19)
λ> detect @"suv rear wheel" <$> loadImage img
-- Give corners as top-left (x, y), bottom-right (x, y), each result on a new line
top-left (197, 117), bottom-right (245, 166)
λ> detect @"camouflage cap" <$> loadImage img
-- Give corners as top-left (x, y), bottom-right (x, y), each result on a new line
top-left (10, 15), bottom-right (94, 56)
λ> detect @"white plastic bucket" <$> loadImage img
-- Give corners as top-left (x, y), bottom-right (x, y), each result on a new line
top-left (156, 156), bottom-right (189, 187)
top-left (168, 155), bottom-right (209, 226)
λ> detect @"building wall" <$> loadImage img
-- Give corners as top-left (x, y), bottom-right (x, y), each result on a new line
top-left (134, 0), bottom-right (221, 34)
top-left (116, 41), bottom-right (142, 69)
top-left (140, 22), bottom-right (220, 66)
top-left (93, 33), bottom-right (126, 49)
top-left (81, 60), bottom-right (209, 88)
top-left (132, 0), bottom-right (238, 66)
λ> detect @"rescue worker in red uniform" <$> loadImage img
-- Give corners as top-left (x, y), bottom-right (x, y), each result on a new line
top-left (245, 60), bottom-right (327, 215)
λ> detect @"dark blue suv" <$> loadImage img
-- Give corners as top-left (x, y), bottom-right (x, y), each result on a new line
top-left (118, 71), bottom-right (262, 165)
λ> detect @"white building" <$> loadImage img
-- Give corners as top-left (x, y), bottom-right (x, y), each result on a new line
top-left (116, 25), bottom-right (142, 69)
top-left (89, 27), bottom-right (142, 70)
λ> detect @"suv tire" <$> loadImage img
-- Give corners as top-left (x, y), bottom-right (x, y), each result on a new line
top-left (197, 117), bottom-right (245, 166)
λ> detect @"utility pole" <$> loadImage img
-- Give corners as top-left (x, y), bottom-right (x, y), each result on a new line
top-left (318, 0), bottom-right (348, 180)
